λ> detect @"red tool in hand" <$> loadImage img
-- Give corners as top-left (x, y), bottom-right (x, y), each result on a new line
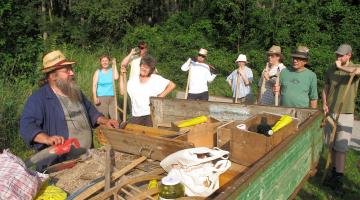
top-left (49, 138), bottom-right (81, 155)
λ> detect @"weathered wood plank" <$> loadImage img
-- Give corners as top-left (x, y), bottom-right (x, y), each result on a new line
top-left (124, 123), bottom-right (176, 137)
top-left (150, 98), bottom-right (315, 127)
top-left (101, 126), bottom-right (193, 161)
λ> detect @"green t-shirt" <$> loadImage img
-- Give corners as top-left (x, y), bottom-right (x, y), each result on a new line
top-left (324, 62), bottom-right (360, 114)
top-left (280, 67), bottom-right (318, 108)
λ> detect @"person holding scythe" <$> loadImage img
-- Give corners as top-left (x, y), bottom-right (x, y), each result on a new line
top-left (258, 45), bottom-right (286, 105)
top-left (274, 46), bottom-right (318, 108)
top-left (322, 44), bottom-right (360, 195)
top-left (92, 55), bottom-right (119, 120)
top-left (226, 54), bottom-right (254, 104)
top-left (181, 48), bottom-right (217, 100)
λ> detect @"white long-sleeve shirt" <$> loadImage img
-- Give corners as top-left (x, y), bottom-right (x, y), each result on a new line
top-left (181, 58), bottom-right (216, 94)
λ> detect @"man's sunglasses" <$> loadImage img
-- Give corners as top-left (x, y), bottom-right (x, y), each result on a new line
top-left (198, 54), bottom-right (206, 58)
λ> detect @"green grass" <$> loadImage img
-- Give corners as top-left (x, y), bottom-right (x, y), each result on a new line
top-left (296, 149), bottom-right (360, 200)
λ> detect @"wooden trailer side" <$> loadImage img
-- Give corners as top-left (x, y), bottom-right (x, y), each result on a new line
top-left (213, 111), bottom-right (323, 200)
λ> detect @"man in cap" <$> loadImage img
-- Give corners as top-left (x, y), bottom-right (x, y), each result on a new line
top-left (20, 50), bottom-right (119, 170)
top-left (322, 44), bottom-right (360, 194)
top-left (181, 48), bottom-right (217, 100)
top-left (121, 41), bottom-right (148, 79)
top-left (258, 45), bottom-right (286, 105)
top-left (226, 54), bottom-right (254, 103)
top-left (275, 46), bottom-right (318, 108)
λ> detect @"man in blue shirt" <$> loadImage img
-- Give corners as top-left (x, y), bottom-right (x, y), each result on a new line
top-left (20, 50), bottom-right (118, 169)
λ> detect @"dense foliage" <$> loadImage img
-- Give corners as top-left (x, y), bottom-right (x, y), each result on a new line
top-left (1, 0), bottom-right (360, 151)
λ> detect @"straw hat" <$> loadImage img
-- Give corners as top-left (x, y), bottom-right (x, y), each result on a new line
top-left (267, 45), bottom-right (282, 55)
top-left (235, 54), bottom-right (247, 63)
top-left (291, 46), bottom-right (310, 59)
top-left (42, 50), bottom-right (76, 73)
top-left (267, 45), bottom-right (284, 60)
top-left (198, 48), bottom-right (208, 57)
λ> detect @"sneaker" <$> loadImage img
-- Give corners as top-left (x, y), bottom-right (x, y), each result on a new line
top-left (323, 169), bottom-right (345, 196)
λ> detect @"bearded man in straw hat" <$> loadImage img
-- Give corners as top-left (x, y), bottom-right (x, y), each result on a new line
top-left (274, 46), bottom-right (318, 108)
top-left (181, 48), bottom-right (217, 100)
top-left (258, 45), bottom-right (286, 105)
top-left (322, 44), bottom-right (360, 195)
top-left (20, 50), bottom-right (119, 170)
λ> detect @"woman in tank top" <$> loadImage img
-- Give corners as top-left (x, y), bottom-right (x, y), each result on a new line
top-left (92, 55), bottom-right (119, 119)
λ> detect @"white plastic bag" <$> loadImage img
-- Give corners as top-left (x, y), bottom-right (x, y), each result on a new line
top-left (0, 149), bottom-right (48, 200)
top-left (160, 147), bottom-right (231, 197)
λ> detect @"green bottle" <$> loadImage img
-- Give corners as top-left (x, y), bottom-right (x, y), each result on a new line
top-left (159, 176), bottom-right (185, 199)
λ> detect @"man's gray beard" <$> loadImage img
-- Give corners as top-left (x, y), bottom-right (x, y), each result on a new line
top-left (56, 78), bottom-right (82, 102)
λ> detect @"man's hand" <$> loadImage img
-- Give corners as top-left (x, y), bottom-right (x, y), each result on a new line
top-left (106, 119), bottom-right (119, 128)
top-left (33, 132), bottom-right (65, 146)
top-left (335, 60), bottom-right (342, 69)
top-left (45, 135), bottom-right (65, 146)
top-left (323, 104), bottom-right (329, 114)
top-left (97, 116), bottom-right (119, 128)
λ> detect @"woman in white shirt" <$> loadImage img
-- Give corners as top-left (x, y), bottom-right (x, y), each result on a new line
top-left (120, 55), bottom-right (176, 126)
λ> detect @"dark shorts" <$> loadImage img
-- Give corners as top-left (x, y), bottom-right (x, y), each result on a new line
top-left (128, 115), bottom-right (153, 127)
top-left (188, 91), bottom-right (209, 101)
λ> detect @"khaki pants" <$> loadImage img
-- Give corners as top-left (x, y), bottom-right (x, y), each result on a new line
top-left (96, 96), bottom-right (116, 119)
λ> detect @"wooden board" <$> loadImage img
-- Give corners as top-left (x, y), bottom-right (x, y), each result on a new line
top-left (219, 162), bottom-right (248, 187)
top-left (101, 126), bottom-right (194, 161)
top-left (172, 117), bottom-right (222, 148)
top-left (124, 123), bottom-right (176, 137)
top-left (150, 97), bottom-right (315, 128)
top-left (229, 113), bottom-right (299, 166)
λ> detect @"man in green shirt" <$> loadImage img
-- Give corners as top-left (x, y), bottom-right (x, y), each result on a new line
top-left (322, 44), bottom-right (360, 195)
top-left (276, 46), bottom-right (318, 108)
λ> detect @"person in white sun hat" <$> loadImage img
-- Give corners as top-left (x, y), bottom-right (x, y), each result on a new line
top-left (181, 48), bottom-right (217, 100)
top-left (226, 54), bottom-right (254, 104)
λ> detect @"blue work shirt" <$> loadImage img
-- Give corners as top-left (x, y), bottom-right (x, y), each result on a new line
top-left (20, 83), bottom-right (103, 151)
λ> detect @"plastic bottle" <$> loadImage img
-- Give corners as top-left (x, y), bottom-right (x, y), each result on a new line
top-left (159, 176), bottom-right (185, 200)
top-left (268, 115), bottom-right (293, 135)
top-left (177, 116), bottom-right (208, 128)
